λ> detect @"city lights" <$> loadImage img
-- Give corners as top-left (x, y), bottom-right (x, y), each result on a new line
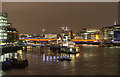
top-left (0, 2), bottom-right (120, 76)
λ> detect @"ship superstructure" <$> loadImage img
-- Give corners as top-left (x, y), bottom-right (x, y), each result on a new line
top-left (57, 27), bottom-right (80, 53)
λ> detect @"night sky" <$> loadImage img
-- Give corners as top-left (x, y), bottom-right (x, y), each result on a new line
top-left (2, 2), bottom-right (118, 34)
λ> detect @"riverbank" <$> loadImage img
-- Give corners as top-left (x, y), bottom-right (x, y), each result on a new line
top-left (1, 46), bottom-right (27, 55)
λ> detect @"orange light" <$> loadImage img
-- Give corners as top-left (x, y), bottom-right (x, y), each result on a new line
top-left (69, 32), bottom-right (71, 35)
top-left (20, 39), bottom-right (98, 42)
top-left (79, 53), bottom-right (81, 58)
top-left (72, 39), bottom-right (98, 41)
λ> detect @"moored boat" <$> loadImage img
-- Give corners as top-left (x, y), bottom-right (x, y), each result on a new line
top-left (2, 61), bottom-right (13, 71)
top-left (57, 27), bottom-right (80, 54)
top-left (2, 58), bottom-right (29, 71)
top-left (57, 57), bottom-right (71, 61)
top-left (10, 59), bottom-right (28, 68)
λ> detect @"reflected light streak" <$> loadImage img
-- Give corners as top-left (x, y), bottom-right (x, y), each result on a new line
top-left (47, 56), bottom-right (48, 61)
top-left (67, 55), bottom-right (69, 58)
top-left (50, 56), bottom-right (52, 60)
top-left (15, 53), bottom-right (17, 59)
top-left (17, 50), bottom-right (22, 55)
top-left (76, 53), bottom-right (81, 58)
top-left (54, 56), bottom-right (56, 60)
top-left (0, 55), bottom-right (3, 62)
top-left (43, 54), bottom-right (45, 62)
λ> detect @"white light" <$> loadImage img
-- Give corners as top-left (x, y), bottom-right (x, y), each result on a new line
top-left (70, 48), bottom-right (72, 51)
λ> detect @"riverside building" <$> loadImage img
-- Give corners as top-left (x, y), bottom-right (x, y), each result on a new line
top-left (0, 12), bottom-right (8, 44)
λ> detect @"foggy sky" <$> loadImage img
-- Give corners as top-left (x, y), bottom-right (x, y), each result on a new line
top-left (2, 2), bottom-right (118, 34)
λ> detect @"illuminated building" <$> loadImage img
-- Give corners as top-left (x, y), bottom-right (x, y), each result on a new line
top-left (101, 26), bottom-right (114, 43)
top-left (60, 27), bottom-right (73, 41)
top-left (114, 25), bottom-right (120, 42)
top-left (7, 23), bottom-right (12, 27)
top-left (31, 34), bottom-right (41, 38)
top-left (20, 34), bottom-right (42, 39)
top-left (20, 34), bottom-right (29, 38)
top-left (7, 26), bottom-right (19, 43)
top-left (0, 12), bottom-right (8, 44)
top-left (69, 30), bottom-right (73, 39)
top-left (115, 2), bottom-right (120, 42)
top-left (57, 27), bottom-right (73, 45)
top-left (0, 13), bottom-right (19, 44)
top-left (45, 33), bottom-right (57, 39)
top-left (100, 24), bottom-right (120, 43)
top-left (79, 28), bottom-right (100, 40)
top-left (74, 36), bottom-right (83, 39)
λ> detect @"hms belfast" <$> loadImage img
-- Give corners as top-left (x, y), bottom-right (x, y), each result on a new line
top-left (40, 27), bottom-right (80, 54)
top-left (55, 27), bottom-right (80, 54)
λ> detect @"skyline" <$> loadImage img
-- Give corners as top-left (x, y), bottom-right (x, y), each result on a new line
top-left (2, 2), bottom-right (118, 34)
top-left (1, 2), bottom-right (120, 76)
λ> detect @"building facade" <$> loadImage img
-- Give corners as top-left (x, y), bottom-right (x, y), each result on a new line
top-left (101, 27), bottom-right (114, 43)
top-left (45, 33), bottom-right (57, 39)
top-left (114, 25), bottom-right (120, 42)
top-left (0, 12), bottom-right (19, 44)
top-left (0, 13), bottom-right (8, 44)
top-left (7, 27), bottom-right (19, 43)
top-left (79, 28), bottom-right (100, 40)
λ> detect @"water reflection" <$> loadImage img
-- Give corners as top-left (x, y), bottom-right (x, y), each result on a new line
top-left (40, 50), bottom-right (80, 63)
top-left (0, 45), bottom-right (119, 75)
top-left (0, 50), bottom-right (27, 62)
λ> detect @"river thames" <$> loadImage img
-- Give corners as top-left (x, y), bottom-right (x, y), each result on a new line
top-left (0, 45), bottom-right (120, 75)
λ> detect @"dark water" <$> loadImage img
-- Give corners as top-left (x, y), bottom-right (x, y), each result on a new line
top-left (0, 46), bottom-right (120, 75)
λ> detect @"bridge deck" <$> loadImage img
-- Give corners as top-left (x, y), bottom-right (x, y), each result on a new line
top-left (20, 39), bottom-right (99, 42)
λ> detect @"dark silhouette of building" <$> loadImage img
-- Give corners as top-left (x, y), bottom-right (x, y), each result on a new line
top-left (7, 26), bottom-right (19, 43)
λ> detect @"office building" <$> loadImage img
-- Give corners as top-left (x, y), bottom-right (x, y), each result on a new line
top-left (45, 33), bottom-right (57, 39)
top-left (80, 28), bottom-right (100, 40)
top-left (0, 12), bottom-right (8, 44)
top-left (114, 25), bottom-right (120, 42)
top-left (7, 26), bottom-right (19, 43)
